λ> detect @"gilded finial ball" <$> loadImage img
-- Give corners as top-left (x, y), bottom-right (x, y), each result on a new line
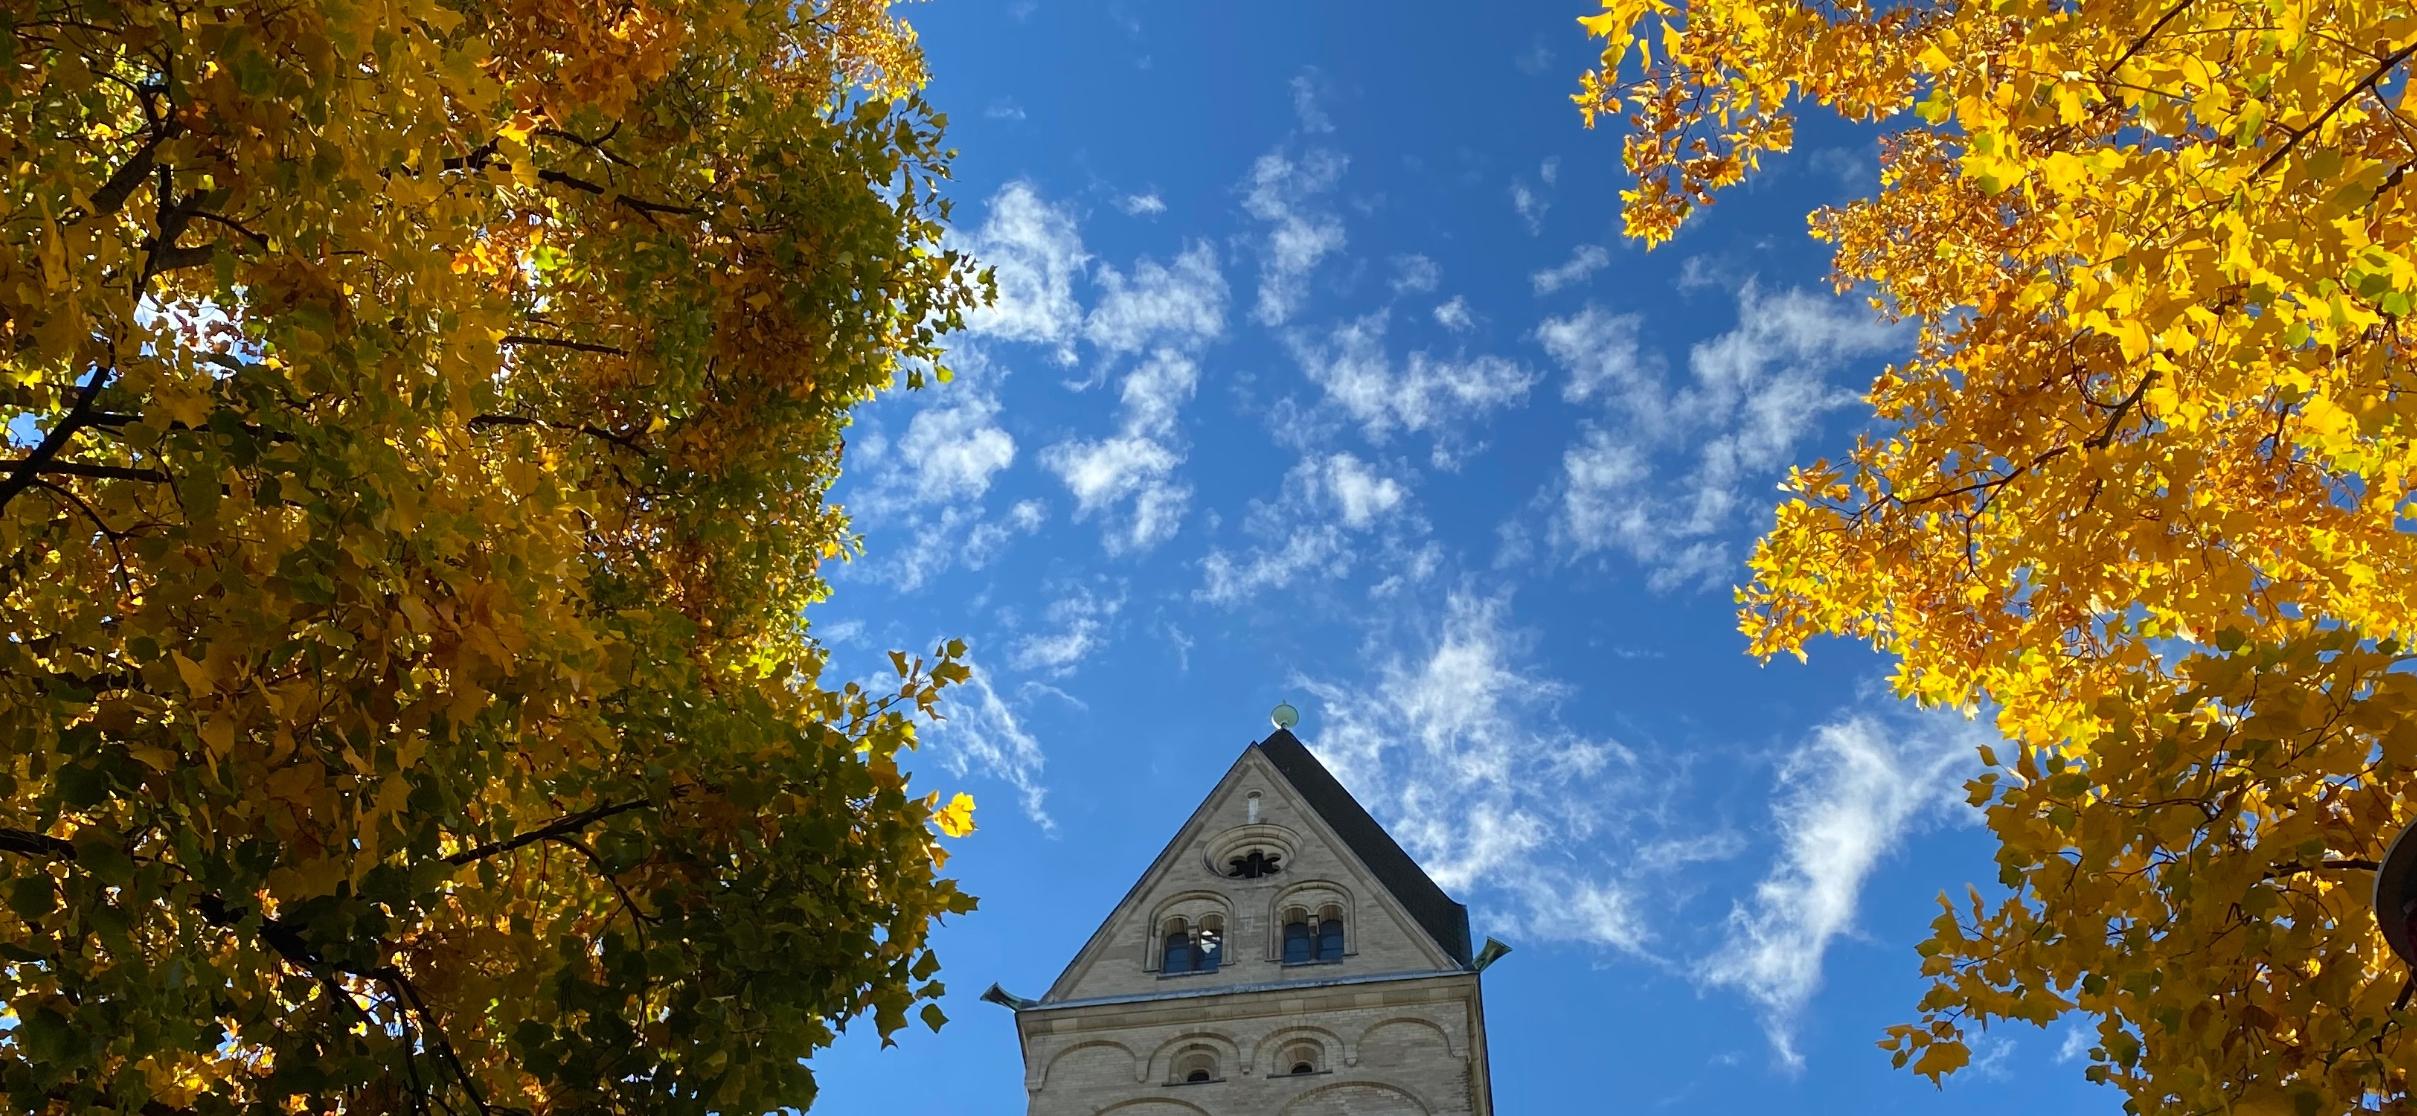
top-left (1270, 702), bottom-right (1300, 730)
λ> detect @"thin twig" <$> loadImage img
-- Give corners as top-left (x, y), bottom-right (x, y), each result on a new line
top-left (2262, 857), bottom-right (2380, 879)
top-left (2251, 39), bottom-right (2417, 181)
top-left (467, 413), bottom-right (646, 455)
top-left (499, 334), bottom-right (628, 356)
top-left (443, 797), bottom-right (653, 866)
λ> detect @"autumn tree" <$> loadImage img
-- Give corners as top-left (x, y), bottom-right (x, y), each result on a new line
top-left (1579, 0), bottom-right (2417, 1109)
top-left (0, 1), bottom-right (988, 1112)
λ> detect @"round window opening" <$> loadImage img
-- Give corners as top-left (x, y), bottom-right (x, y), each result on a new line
top-left (1225, 848), bottom-right (1282, 879)
top-left (1186, 1069), bottom-right (1212, 1083)
top-left (1291, 1061), bottom-right (1315, 1075)
top-left (1205, 826), bottom-right (1298, 881)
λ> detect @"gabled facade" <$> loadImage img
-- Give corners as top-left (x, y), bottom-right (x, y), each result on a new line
top-left (1003, 727), bottom-right (1497, 1115)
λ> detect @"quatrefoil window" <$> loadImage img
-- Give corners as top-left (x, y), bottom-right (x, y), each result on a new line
top-left (1225, 849), bottom-right (1283, 879)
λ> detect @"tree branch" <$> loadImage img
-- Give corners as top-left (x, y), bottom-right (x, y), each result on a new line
top-left (0, 826), bottom-right (76, 859)
top-left (85, 122), bottom-right (178, 220)
top-left (535, 168), bottom-right (701, 217)
top-left (1, 824), bottom-right (506, 1114)
top-left (85, 408), bottom-right (298, 444)
top-left (549, 832), bottom-right (657, 955)
top-left (2105, 0), bottom-right (2196, 78)
top-left (2263, 857), bottom-right (2379, 879)
top-left (2084, 368), bottom-right (2157, 449)
top-left (141, 240), bottom-right (217, 275)
top-left (443, 797), bottom-right (652, 866)
top-left (2251, 39), bottom-right (2417, 181)
top-left (468, 412), bottom-right (646, 455)
top-left (187, 209), bottom-right (271, 249)
top-left (500, 333), bottom-right (629, 356)
top-left (536, 124), bottom-right (634, 167)
top-left (378, 967), bottom-right (493, 1116)
top-left (32, 478), bottom-right (135, 594)
top-left (1, 459), bottom-right (170, 484)
top-left (0, 364), bottom-right (111, 515)
top-left (0, 825), bottom-right (336, 968)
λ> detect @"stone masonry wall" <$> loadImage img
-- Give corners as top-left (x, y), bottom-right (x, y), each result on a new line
top-left (1020, 974), bottom-right (1483, 1115)
top-left (1049, 754), bottom-right (1450, 1004)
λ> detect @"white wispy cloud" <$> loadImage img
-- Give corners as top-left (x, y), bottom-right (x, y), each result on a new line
top-left (1118, 343), bottom-right (1197, 438)
top-left (811, 618), bottom-right (865, 646)
top-left (1699, 708), bottom-right (1991, 1068)
top-left (1291, 70), bottom-right (1335, 134)
top-left (866, 499), bottom-right (1048, 593)
top-left (1545, 281), bottom-right (1901, 589)
top-left (963, 499), bottom-right (1048, 566)
top-left (1283, 312), bottom-right (1534, 454)
top-left (1319, 452), bottom-right (1406, 528)
top-left (1511, 181), bottom-right (1548, 234)
top-left (1118, 192), bottom-right (1167, 217)
top-left (1242, 147), bottom-right (1348, 327)
top-left (1298, 591), bottom-right (1651, 954)
top-left (1198, 451), bottom-right (1422, 604)
top-left (1042, 348), bottom-right (1200, 553)
top-left (837, 347), bottom-right (1040, 591)
top-left (925, 666), bottom-right (1055, 830)
top-left (1433, 296), bottom-right (1474, 332)
top-left (2056, 1024), bottom-right (2094, 1065)
top-left (1531, 243), bottom-right (1610, 294)
top-left (958, 181), bottom-right (1089, 361)
top-left (1534, 304), bottom-right (1657, 405)
top-left (1510, 159), bottom-right (1563, 234)
top-left (1009, 582), bottom-right (1125, 675)
top-left (895, 394), bottom-right (1017, 501)
top-left (1199, 534), bottom-right (1337, 605)
top-left (984, 98), bottom-right (1028, 121)
top-left (1391, 253), bottom-right (1441, 294)
top-left (1806, 146), bottom-right (1874, 191)
top-left (1557, 425), bottom-right (1726, 589)
top-left (1043, 433), bottom-right (1186, 551)
top-left (1293, 592), bottom-right (1987, 1055)
top-left (1517, 37), bottom-right (1555, 74)
top-left (1967, 1034), bottom-right (2018, 1082)
top-left (944, 178), bottom-right (1222, 557)
top-left (1084, 240), bottom-right (1228, 355)
top-left (1677, 254), bottom-right (1726, 292)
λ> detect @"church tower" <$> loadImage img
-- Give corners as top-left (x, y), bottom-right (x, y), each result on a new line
top-left (993, 725), bottom-right (1502, 1115)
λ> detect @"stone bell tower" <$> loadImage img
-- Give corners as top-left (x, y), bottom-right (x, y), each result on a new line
top-left (990, 725), bottom-right (1504, 1115)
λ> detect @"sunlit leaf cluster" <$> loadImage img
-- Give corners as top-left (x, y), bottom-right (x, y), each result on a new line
top-left (0, 1), bottom-right (988, 1111)
top-left (1580, 0), bottom-right (2417, 1108)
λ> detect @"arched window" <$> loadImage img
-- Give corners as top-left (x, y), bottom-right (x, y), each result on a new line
top-left (1160, 915), bottom-right (1223, 975)
top-left (1315, 904), bottom-right (1345, 962)
top-left (1279, 1040), bottom-right (1324, 1076)
top-left (1195, 915), bottom-right (1224, 972)
top-left (1161, 920), bottom-right (1194, 974)
top-left (1281, 910), bottom-right (1314, 964)
top-left (1171, 1047), bottom-right (1219, 1084)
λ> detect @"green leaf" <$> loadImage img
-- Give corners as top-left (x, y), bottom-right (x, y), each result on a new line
top-left (8, 874), bottom-right (55, 919)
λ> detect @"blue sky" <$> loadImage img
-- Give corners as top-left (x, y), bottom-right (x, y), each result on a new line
top-left (800, 2), bottom-right (2116, 1112)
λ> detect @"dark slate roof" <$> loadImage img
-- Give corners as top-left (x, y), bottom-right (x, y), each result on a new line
top-left (1255, 727), bottom-right (1473, 967)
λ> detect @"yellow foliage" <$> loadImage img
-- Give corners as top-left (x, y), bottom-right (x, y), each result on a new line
top-left (1580, 0), bottom-right (2417, 1107)
top-left (934, 792), bottom-right (978, 839)
top-left (0, 1), bottom-right (989, 1112)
